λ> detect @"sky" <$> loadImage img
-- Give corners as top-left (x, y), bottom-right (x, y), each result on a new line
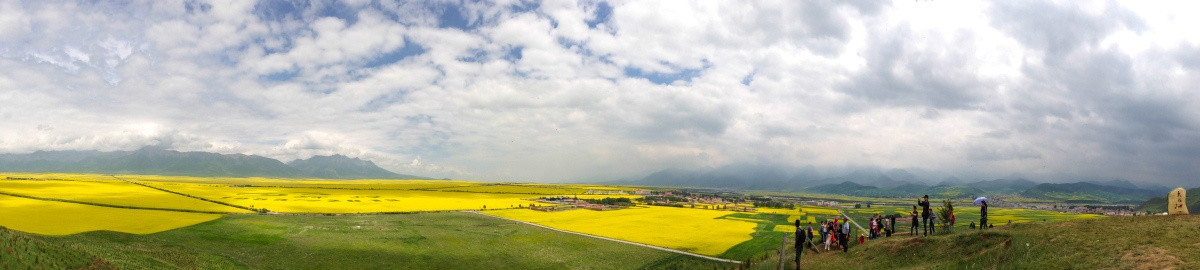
top-left (0, 0), bottom-right (1198, 186)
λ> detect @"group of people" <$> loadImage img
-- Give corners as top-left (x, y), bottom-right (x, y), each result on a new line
top-left (866, 214), bottom-right (897, 239)
top-left (909, 194), bottom-right (990, 236)
top-left (793, 217), bottom-right (851, 255)
top-left (794, 194), bottom-right (996, 265)
top-left (816, 218), bottom-right (850, 252)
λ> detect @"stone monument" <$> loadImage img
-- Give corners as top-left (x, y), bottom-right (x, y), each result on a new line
top-left (1168, 187), bottom-right (1188, 215)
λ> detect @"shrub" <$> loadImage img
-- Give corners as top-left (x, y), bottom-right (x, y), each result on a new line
top-left (936, 199), bottom-right (954, 233)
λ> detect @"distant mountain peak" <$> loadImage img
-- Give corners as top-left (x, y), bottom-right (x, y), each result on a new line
top-left (0, 149), bottom-right (427, 180)
top-left (288, 155), bottom-right (424, 180)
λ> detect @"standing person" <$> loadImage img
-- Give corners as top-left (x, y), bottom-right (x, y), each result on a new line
top-left (825, 223), bottom-right (833, 251)
top-left (819, 221), bottom-right (828, 245)
top-left (811, 223), bottom-right (820, 250)
top-left (878, 216), bottom-right (885, 237)
top-left (980, 201), bottom-right (988, 230)
top-left (931, 212), bottom-right (938, 234)
top-left (919, 195), bottom-right (932, 236)
top-left (890, 214), bottom-right (897, 236)
top-left (807, 222), bottom-right (815, 249)
top-left (869, 216), bottom-right (877, 239)
top-left (884, 216), bottom-right (891, 237)
top-left (878, 216), bottom-right (888, 237)
top-left (950, 211), bottom-right (956, 231)
top-left (841, 221), bottom-right (851, 252)
top-left (795, 219), bottom-right (805, 267)
top-left (910, 206), bottom-right (919, 235)
top-left (876, 216), bottom-right (883, 238)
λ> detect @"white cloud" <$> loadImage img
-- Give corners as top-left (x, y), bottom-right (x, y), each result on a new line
top-left (0, 0), bottom-right (1197, 186)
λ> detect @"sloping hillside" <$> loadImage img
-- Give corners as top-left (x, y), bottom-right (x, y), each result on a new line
top-left (756, 215), bottom-right (1199, 269)
top-left (0, 226), bottom-right (113, 269)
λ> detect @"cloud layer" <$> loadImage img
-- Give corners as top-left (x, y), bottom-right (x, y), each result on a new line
top-left (1, 0), bottom-right (1197, 185)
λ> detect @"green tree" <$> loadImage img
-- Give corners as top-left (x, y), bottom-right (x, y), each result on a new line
top-left (936, 199), bottom-right (954, 233)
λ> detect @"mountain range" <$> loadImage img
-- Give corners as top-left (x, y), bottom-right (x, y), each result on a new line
top-left (634, 166), bottom-right (1176, 204)
top-left (0, 147), bottom-right (425, 179)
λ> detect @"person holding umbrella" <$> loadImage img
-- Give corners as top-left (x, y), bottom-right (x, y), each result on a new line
top-left (974, 197), bottom-right (989, 230)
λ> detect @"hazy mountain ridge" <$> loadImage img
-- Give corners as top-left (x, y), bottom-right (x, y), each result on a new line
top-left (636, 166), bottom-right (1171, 203)
top-left (1019, 182), bottom-right (1162, 204)
top-left (288, 154), bottom-right (424, 179)
top-left (967, 178), bottom-right (1038, 194)
top-left (0, 147), bottom-right (425, 179)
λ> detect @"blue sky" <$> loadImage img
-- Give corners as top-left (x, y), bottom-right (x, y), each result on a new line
top-left (0, 0), bottom-right (1199, 186)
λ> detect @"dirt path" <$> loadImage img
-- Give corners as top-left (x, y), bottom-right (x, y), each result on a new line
top-left (837, 209), bottom-right (867, 233)
top-left (468, 211), bottom-right (742, 264)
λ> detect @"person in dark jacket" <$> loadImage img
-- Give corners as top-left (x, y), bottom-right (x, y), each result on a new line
top-left (795, 219), bottom-right (805, 266)
top-left (980, 201), bottom-right (988, 230)
top-left (919, 195), bottom-right (932, 236)
top-left (889, 214), bottom-right (897, 237)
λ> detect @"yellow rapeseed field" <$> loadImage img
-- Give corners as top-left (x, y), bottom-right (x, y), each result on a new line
top-left (0, 194), bottom-right (222, 235)
top-left (0, 174), bottom-right (251, 213)
top-left (796, 205), bottom-right (843, 216)
top-left (487, 206), bottom-right (758, 256)
top-left (139, 182), bottom-right (547, 213)
top-left (436, 184), bottom-right (638, 195)
top-left (116, 174), bottom-right (477, 190)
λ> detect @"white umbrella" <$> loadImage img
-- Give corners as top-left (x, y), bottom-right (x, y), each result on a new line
top-left (973, 197), bottom-right (988, 206)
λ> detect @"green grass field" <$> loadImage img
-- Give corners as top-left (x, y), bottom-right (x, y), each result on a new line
top-left (5, 212), bottom-right (729, 269)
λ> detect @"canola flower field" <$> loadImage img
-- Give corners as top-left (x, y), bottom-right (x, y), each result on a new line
top-left (0, 173), bottom-right (647, 233)
top-left (136, 182), bottom-right (544, 213)
top-left (486, 206), bottom-right (759, 256)
top-left (0, 194), bottom-right (222, 235)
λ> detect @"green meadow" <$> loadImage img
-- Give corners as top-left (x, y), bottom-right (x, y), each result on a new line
top-left (4, 212), bottom-right (727, 269)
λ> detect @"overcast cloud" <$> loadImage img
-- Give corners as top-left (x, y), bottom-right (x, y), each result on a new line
top-left (1, 0), bottom-right (1197, 186)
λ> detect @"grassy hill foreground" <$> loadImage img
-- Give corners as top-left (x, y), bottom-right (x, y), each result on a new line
top-left (755, 215), bottom-right (1200, 269)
